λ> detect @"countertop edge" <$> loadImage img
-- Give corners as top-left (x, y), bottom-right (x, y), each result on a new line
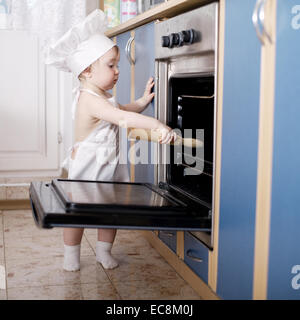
top-left (105, 0), bottom-right (214, 37)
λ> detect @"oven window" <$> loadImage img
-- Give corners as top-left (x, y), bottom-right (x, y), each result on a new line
top-left (167, 75), bottom-right (215, 206)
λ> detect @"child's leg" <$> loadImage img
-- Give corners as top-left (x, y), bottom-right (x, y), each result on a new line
top-left (64, 227), bottom-right (84, 245)
top-left (63, 228), bottom-right (84, 271)
top-left (96, 229), bottom-right (119, 269)
top-left (98, 228), bottom-right (117, 243)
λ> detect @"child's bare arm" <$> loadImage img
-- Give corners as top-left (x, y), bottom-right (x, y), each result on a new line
top-left (87, 95), bottom-right (175, 144)
top-left (119, 77), bottom-right (155, 113)
top-left (88, 94), bottom-right (160, 129)
top-left (119, 99), bottom-right (150, 113)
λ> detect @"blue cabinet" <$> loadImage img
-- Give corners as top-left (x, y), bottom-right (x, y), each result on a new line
top-left (267, 0), bottom-right (300, 299)
top-left (116, 23), bottom-right (155, 184)
top-left (217, 0), bottom-right (300, 300)
top-left (158, 231), bottom-right (177, 253)
top-left (133, 22), bottom-right (155, 184)
top-left (184, 232), bottom-right (209, 284)
top-left (216, 0), bottom-right (261, 300)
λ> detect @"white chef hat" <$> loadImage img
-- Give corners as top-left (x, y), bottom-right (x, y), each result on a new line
top-left (45, 9), bottom-right (115, 77)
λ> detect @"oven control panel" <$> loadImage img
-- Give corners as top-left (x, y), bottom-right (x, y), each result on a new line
top-left (155, 2), bottom-right (217, 59)
top-left (161, 29), bottom-right (196, 48)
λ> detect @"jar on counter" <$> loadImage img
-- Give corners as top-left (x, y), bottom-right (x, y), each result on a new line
top-left (104, 0), bottom-right (121, 28)
top-left (137, 0), bottom-right (145, 14)
top-left (121, 0), bottom-right (137, 23)
top-left (144, 0), bottom-right (165, 12)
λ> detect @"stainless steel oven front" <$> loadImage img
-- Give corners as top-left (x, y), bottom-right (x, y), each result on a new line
top-left (155, 2), bottom-right (218, 248)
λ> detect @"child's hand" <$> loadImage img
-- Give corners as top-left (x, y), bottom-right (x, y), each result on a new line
top-left (157, 126), bottom-right (177, 144)
top-left (140, 77), bottom-right (155, 107)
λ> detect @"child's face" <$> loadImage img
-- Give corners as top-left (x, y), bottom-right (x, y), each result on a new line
top-left (90, 46), bottom-right (120, 91)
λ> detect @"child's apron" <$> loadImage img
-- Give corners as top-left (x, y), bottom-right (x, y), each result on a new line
top-left (64, 88), bottom-right (129, 182)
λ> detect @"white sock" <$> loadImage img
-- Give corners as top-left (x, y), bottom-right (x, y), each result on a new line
top-left (63, 244), bottom-right (80, 271)
top-left (96, 241), bottom-right (119, 269)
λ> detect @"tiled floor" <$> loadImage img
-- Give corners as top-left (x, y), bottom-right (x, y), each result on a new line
top-left (0, 209), bottom-right (201, 300)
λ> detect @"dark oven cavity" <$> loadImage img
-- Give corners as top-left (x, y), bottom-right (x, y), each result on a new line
top-left (167, 75), bottom-right (214, 208)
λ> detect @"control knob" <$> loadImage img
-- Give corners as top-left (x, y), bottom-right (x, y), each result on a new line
top-left (169, 33), bottom-right (180, 47)
top-left (161, 29), bottom-right (197, 48)
top-left (161, 36), bottom-right (170, 48)
top-left (179, 29), bottom-right (196, 45)
top-left (161, 33), bottom-right (181, 48)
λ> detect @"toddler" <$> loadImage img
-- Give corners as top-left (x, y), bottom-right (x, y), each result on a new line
top-left (46, 9), bottom-right (175, 271)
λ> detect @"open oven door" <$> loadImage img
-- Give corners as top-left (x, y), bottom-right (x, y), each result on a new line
top-left (29, 179), bottom-right (211, 231)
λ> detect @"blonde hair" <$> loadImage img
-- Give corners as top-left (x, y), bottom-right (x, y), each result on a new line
top-left (78, 45), bottom-right (119, 81)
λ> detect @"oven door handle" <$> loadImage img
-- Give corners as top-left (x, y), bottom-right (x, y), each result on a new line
top-left (126, 36), bottom-right (135, 65)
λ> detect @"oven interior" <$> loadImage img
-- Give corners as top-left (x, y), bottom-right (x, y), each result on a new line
top-left (167, 75), bottom-right (215, 210)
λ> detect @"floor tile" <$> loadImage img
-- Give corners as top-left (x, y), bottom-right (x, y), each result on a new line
top-left (6, 255), bottom-right (110, 289)
top-left (7, 285), bottom-right (82, 300)
top-left (83, 228), bottom-right (97, 248)
top-left (7, 281), bottom-right (121, 300)
top-left (113, 230), bottom-right (158, 254)
top-left (85, 229), bottom-right (160, 256)
top-left (105, 250), bottom-right (182, 283)
top-left (0, 289), bottom-right (7, 300)
top-left (3, 210), bottom-right (62, 239)
top-left (81, 282), bottom-right (121, 300)
top-left (2, 209), bottom-right (202, 300)
top-left (114, 278), bottom-right (201, 300)
top-left (4, 234), bottom-right (94, 261)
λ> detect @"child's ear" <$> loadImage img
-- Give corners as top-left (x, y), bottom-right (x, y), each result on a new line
top-left (82, 66), bottom-right (92, 78)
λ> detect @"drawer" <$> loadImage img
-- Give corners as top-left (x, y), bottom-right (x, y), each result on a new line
top-left (184, 232), bottom-right (209, 283)
top-left (158, 231), bottom-right (177, 253)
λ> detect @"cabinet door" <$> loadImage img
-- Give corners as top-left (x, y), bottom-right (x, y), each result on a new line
top-left (184, 232), bottom-right (209, 284)
top-left (0, 30), bottom-right (60, 176)
top-left (134, 22), bottom-right (155, 183)
top-left (267, 0), bottom-right (300, 299)
top-left (217, 0), bottom-right (261, 299)
top-left (158, 231), bottom-right (177, 253)
top-left (116, 31), bottom-right (132, 178)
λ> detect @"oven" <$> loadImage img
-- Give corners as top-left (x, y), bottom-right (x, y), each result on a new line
top-left (155, 2), bottom-right (218, 248)
top-left (29, 2), bottom-right (218, 249)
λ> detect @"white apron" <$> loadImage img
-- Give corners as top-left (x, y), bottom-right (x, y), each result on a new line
top-left (64, 88), bottom-right (129, 182)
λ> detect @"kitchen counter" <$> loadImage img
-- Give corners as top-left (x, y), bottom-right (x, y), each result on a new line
top-left (105, 0), bottom-right (214, 37)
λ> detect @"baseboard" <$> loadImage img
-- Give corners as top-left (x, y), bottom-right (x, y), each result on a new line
top-left (0, 199), bottom-right (31, 210)
top-left (141, 230), bottom-right (220, 300)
